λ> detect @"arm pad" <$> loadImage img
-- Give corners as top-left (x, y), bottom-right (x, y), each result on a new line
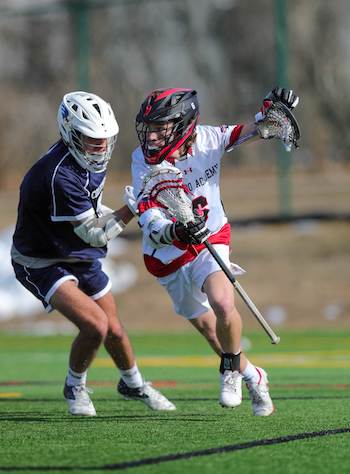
top-left (124, 185), bottom-right (139, 217)
top-left (138, 208), bottom-right (175, 249)
top-left (74, 214), bottom-right (125, 247)
top-left (147, 218), bottom-right (210, 247)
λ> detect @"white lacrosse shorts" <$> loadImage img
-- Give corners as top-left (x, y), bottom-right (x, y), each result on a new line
top-left (157, 244), bottom-right (245, 320)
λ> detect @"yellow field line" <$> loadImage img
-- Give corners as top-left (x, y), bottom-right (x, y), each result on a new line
top-left (94, 351), bottom-right (350, 369)
top-left (0, 392), bottom-right (22, 398)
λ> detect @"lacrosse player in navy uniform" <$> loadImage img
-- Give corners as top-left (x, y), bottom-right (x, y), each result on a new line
top-left (132, 87), bottom-right (299, 416)
top-left (11, 91), bottom-right (175, 416)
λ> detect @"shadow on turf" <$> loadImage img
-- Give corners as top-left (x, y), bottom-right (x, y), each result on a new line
top-left (0, 407), bottom-right (217, 423)
top-left (0, 413), bottom-right (218, 423)
top-left (0, 428), bottom-right (349, 472)
top-left (1, 394), bottom-right (349, 423)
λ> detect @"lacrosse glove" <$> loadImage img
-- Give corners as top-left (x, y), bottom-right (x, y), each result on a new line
top-left (173, 216), bottom-right (210, 245)
top-left (265, 87), bottom-right (299, 109)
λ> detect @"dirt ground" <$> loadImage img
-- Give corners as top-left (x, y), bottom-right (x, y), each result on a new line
top-left (117, 220), bottom-right (350, 331)
top-left (1, 166), bottom-right (349, 333)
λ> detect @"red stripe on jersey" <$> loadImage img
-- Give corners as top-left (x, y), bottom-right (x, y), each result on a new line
top-left (144, 223), bottom-right (231, 277)
top-left (226, 124), bottom-right (244, 150)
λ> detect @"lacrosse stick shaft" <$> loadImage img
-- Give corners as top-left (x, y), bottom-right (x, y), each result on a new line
top-left (204, 241), bottom-right (280, 345)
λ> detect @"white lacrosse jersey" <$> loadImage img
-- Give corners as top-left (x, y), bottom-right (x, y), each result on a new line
top-left (131, 124), bottom-right (242, 276)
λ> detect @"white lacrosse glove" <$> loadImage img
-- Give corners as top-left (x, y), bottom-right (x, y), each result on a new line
top-left (123, 185), bottom-right (139, 217)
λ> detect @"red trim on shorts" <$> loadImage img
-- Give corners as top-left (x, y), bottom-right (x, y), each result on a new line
top-left (144, 223), bottom-right (231, 277)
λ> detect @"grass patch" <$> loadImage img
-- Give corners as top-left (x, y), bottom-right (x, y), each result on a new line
top-left (0, 330), bottom-right (349, 473)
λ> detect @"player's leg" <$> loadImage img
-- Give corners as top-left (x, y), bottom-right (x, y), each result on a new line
top-left (51, 281), bottom-right (109, 372)
top-left (12, 261), bottom-right (107, 416)
top-left (203, 275), bottom-right (273, 414)
top-left (157, 263), bottom-right (242, 408)
top-left (196, 274), bottom-right (242, 408)
top-left (51, 280), bottom-right (109, 416)
top-left (95, 290), bottom-right (175, 411)
top-left (189, 307), bottom-right (254, 371)
top-left (203, 271), bottom-right (243, 355)
top-left (188, 309), bottom-right (222, 356)
top-left (95, 290), bottom-right (136, 370)
top-left (194, 246), bottom-right (273, 414)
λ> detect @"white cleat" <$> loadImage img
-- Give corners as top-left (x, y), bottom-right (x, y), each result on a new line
top-left (64, 382), bottom-right (96, 417)
top-left (117, 379), bottom-right (176, 411)
top-left (219, 370), bottom-right (243, 408)
top-left (246, 367), bottom-right (274, 416)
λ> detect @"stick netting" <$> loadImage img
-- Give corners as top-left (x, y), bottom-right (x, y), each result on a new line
top-left (142, 167), bottom-right (195, 224)
top-left (257, 101), bottom-right (300, 152)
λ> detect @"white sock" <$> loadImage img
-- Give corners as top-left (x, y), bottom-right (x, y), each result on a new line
top-left (120, 364), bottom-right (143, 388)
top-left (66, 368), bottom-right (87, 387)
top-left (241, 362), bottom-right (260, 384)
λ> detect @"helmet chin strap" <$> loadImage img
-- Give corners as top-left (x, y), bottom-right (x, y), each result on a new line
top-left (175, 154), bottom-right (188, 162)
top-left (170, 130), bottom-right (196, 162)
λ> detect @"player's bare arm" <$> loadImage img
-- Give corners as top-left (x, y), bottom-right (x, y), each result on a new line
top-left (113, 204), bottom-right (135, 226)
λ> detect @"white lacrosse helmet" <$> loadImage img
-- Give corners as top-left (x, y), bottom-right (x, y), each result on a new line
top-left (57, 91), bottom-right (119, 173)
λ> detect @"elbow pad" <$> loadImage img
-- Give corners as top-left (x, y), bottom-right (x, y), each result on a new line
top-left (74, 215), bottom-right (125, 247)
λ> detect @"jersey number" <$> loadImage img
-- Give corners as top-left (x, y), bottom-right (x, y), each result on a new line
top-left (192, 196), bottom-right (209, 219)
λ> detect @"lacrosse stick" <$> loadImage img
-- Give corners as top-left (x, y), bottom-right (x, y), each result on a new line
top-left (142, 165), bottom-right (280, 345)
top-left (256, 101), bottom-right (300, 152)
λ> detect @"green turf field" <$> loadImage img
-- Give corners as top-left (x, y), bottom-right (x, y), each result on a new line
top-left (0, 330), bottom-right (349, 473)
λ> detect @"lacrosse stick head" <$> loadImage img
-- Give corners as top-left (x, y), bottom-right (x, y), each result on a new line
top-left (256, 101), bottom-right (300, 152)
top-left (142, 165), bottom-right (195, 224)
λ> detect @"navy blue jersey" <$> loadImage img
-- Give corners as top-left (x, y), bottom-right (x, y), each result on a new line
top-left (12, 140), bottom-right (107, 261)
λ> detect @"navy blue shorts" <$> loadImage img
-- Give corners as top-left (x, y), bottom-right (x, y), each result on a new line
top-left (12, 260), bottom-right (111, 312)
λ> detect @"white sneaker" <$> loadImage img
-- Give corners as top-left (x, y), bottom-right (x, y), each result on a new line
top-left (117, 379), bottom-right (176, 411)
top-left (219, 370), bottom-right (243, 408)
top-left (63, 381), bottom-right (96, 417)
top-left (246, 367), bottom-right (274, 416)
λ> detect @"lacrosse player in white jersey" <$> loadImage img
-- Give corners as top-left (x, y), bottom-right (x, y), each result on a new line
top-left (130, 87), bottom-right (299, 416)
top-left (11, 91), bottom-right (175, 416)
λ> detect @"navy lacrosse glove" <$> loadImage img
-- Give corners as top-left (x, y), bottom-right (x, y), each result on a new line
top-left (265, 87), bottom-right (299, 109)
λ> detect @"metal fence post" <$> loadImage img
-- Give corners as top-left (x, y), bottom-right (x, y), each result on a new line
top-left (275, 0), bottom-right (292, 216)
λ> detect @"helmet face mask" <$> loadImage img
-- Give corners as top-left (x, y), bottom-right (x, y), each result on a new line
top-left (135, 88), bottom-right (199, 164)
top-left (136, 121), bottom-right (178, 164)
top-left (57, 91), bottom-right (119, 173)
top-left (71, 129), bottom-right (117, 172)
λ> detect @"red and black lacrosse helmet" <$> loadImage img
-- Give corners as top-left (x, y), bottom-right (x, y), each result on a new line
top-left (135, 88), bottom-right (199, 164)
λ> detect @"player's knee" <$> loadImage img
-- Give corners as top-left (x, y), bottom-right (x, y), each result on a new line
top-left (106, 322), bottom-right (125, 342)
top-left (211, 295), bottom-right (234, 319)
top-left (82, 314), bottom-right (109, 343)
